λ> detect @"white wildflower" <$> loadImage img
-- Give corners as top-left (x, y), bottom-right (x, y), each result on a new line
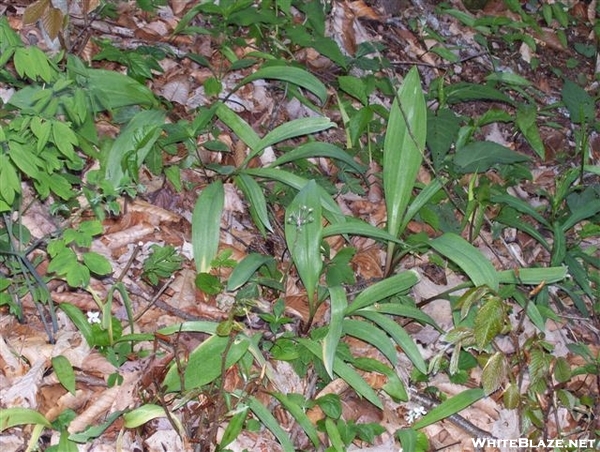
top-left (87, 311), bottom-right (101, 324)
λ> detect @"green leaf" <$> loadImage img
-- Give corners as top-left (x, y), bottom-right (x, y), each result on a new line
top-left (345, 270), bottom-right (420, 315)
top-left (59, 303), bottom-right (94, 347)
top-left (430, 233), bottom-right (499, 291)
top-left (412, 388), bottom-right (486, 429)
top-left (0, 407), bottom-right (51, 431)
top-left (82, 252), bottom-right (112, 276)
top-left (123, 404), bottom-right (183, 435)
top-left (84, 65), bottom-right (158, 110)
top-left (285, 180), bottom-right (323, 307)
top-left (323, 217), bottom-right (404, 244)
top-left (255, 117), bottom-right (336, 156)
top-left (342, 319), bottom-right (398, 366)
top-left (383, 66), bottom-right (426, 250)
top-left (216, 103), bottom-right (261, 152)
top-left (227, 253), bottom-right (274, 291)
top-left (299, 338), bottom-right (383, 409)
top-left (474, 297), bottom-right (505, 349)
top-left (481, 352), bottom-right (507, 395)
top-left (516, 104), bottom-right (545, 160)
top-left (162, 334), bottom-right (250, 392)
top-left (338, 75), bottom-right (369, 105)
top-left (52, 356), bottom-right (76, 395)
top-left (192, 181), bottom-right (224, 273)
top-left (355, 310), bottom-right (427, 374)
top-left (561, 79), bottom-right (595, 124)
top-left (219, 406), bottom-right (249, 449)
top-left (243, 168), bottom-right (345, 223)
top-left (454, 141), bottom-right (529, 173)
top-left (271, 394), bottom-right (320, 448)
top-left (104, 109), bottom-right (165, 187)
top-left (323, 286), bottom-right (348, 379)
top-left (445, 82), bottom-right (514, 105)
top-left (195, 272), bottom-right (223, 295)
top-left (270, 142), bottom-right (364, 173)
top-left (240, 65), bottom-right (328, 105)
top-left (234, 174), bottom-right (273, 235)
top-left (325, 417), bottom-right (345, 451)
top-left (69, 410), bottom-right (124, 442)
top-left (362, 303), bottom-right (440, 331)
top-left (246, 396), bottom-right (295, 451)
top-left (0, 154), bottom-right (19, 208)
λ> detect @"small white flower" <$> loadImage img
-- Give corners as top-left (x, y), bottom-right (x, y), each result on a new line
top-left (87, 311), bottom-right (101, 324)
top-left (405, 406), bottom-right (427, 423)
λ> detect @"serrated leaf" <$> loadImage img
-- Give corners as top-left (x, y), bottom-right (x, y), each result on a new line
top-left (23, 0), bottom-right (50, 25)
top-left (474, 297), bottom-right (505, 349)
top-left (553, 357), bottom-right (571, 383)
top-left (482, 352), bottom-right (506, 395)
top-left (192, 181), bottom-right (224, 273)
top-left (43, 7), bottom-right (64, 40)
top-left (503, 383), bottom-right (520, 409)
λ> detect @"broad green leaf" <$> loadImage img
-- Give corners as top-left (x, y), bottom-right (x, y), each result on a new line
top-left (412, 388), bottom-right (485, 429)
top-left (285, 180), bottom-right (323, 307)
top-left (561, 200), bottom-right (600, 232)
top-left (516, 104), bottom-right (545, 159)
top-left (0, 155), bottom-right (19, 207)
top-left (234, 174), bottom-right (273, 235)
top-left (255, 117), bottom-right (336, 156)
top-left (362, 303), bottom-right (440, 331)
top-left (192, 181), bottom-right (224, 273)
top-left (345, 270), bottom-right (420, 315)
top-left (84, 66), bottom-right (158, 109)
top-left (355, 310), bottom-right (427, 374)
top-left (240, 65), bottom-right (328, 105)
top-left (396, 428), bottom-right (418, 452)
top-left (123, 406), bottom-right (184, 438)
top-left (226, 253), bottom-right (275, 291)
top-left (427, 108), bottom-right (461, 169)
top-left (82, 252), bottom-right (112, 276)
top-left (323, 286), bottom-right (347, 379)
top-left (490, 191), bottom-right (549, 226)
top-left (454, 141), bottom-right (529, 173)
top-left (338, 75), bottom-right (369, 105)
top-left (271, 394), bottom-right (320, 448)
top-left (104, 109), bottom-right (165, 187)
top-left (323, 217), bottom-right (404, 244)
top-left (59, 303), bottom-right (93, 346)
top-left (270, 142), bottom-right (364, 173)
top-left (353, 357), bottom-right (408, 401)
top-left (445, 82), bottom-right (514, 105)
top-left (216, 103), bottom-right (260, 153)
top-left (0, 408), bottom-right (51, 431)
top-left (400, 178), bottom-right (443, 233)
top-left (162, 333), bottom-right (250, 392)
top-left (325, 417), bottom-right (345, 451)
top-left (343, 319), bottom-right (398, 365)
top-left (220, 406), bottom-right (249, 449)
top-left (383, 67), bottom-right (426, 263)
top-left (243, 168), bottom-right (345, 223)
top-left (247, 396), bottom-right (295, 452)
top-left (299, 338), bottom-right (383, 409)
top-left (52, 355), bottom-right (76, 395)
top-left (430, 233), bottom-right (499, 291)
top-left (561, 79), bottom-right (595, 124)
top-left (69, 410), bottom-right (124, 443)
